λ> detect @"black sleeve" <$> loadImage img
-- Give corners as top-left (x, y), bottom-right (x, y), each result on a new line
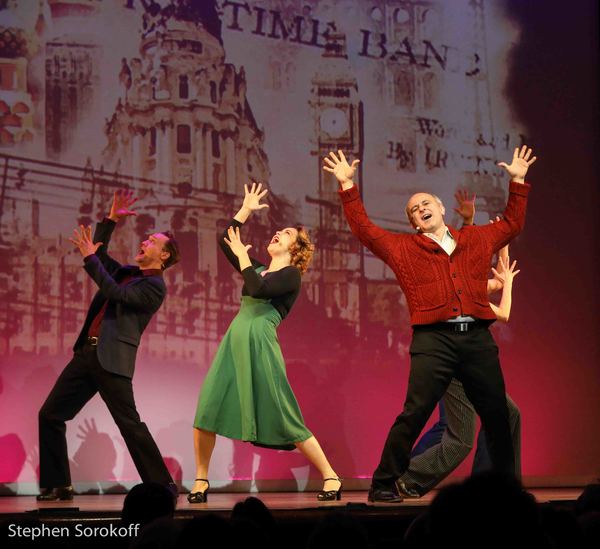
top-left (83, 255), bottom-right (165, 312)
top-left (218, 218), bottom-right (265, 272)
top-left (241, 265), bottom-right (301, 299)
top-left (92, 218), bottom-right (122, 275)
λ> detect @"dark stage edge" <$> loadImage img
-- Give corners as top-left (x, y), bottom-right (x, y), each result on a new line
top-left (0, 489), bottom-right (583, 548)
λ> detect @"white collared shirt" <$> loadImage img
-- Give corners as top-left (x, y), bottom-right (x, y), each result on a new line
top-left (424, 226), bottom-right (456, 256)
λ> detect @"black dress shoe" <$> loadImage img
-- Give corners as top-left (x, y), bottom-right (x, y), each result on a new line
top-left (396, 479), bottom-right (421, 498)
top-left (36, 486), bottom-right (74, 501)
top-left (368, 486), bottom-right (403, 503)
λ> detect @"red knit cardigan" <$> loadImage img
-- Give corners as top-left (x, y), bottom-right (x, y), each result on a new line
top-left (339, 182), bottom-right (531, 325)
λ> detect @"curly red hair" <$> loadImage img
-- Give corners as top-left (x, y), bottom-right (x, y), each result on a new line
top-left (288, 226), bottom-right (314, 274)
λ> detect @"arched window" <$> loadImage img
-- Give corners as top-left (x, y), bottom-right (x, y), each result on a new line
top-left (177, 124), bottom-right (191, 154)
top-left (149, 127), bottom-right (157, 156)
top-left (211, 130), bottom-right (220, 157)
top-left (394, 69), bottom-right (414, 107)
top-left (422, 72), bottom-right (439, 110)
top-left (179, 75), bottom-right (189, 99)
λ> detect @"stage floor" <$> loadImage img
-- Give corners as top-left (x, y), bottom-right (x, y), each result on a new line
top-left (0, 489), bottom-right (584, 549)
top-left (0, 487), bottom-right (583, 516)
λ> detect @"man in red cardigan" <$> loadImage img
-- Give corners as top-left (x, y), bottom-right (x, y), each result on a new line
top-left (324, 146), bottom-right (537, 502)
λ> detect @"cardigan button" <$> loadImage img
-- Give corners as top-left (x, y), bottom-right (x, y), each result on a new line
top-left (452, 307), bottom-right (458, 312)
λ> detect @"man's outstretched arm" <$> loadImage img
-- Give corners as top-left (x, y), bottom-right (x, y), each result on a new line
top-left (91, 190), bottom-right (139, 274)
top-left (476, 145), bottom-right (538, 251)
top-left (323, 150), bottom-right (399, 263)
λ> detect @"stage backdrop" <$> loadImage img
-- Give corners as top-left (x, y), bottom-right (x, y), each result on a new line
top-left (0, 0), bottom-right (598, 494)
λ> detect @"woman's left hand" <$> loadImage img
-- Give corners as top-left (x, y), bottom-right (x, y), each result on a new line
top-left (223, 226), bottom-right (252, 258)
top-left (242, 182), bottom-right (269, 212)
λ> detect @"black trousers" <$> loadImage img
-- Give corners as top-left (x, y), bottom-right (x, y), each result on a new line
top-left (38, 344), bottom-right (173, 489)
top-left (372, 323), bottom-right (514, 489)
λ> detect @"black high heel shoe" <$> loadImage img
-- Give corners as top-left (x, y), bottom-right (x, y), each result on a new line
top-left (187, 478), bottom-right (210, 503)
top-left (317, 477), bottom-right (343, 501)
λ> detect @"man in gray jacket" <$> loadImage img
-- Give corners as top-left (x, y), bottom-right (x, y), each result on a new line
top-left (37, 190), bottom-right (180, 501)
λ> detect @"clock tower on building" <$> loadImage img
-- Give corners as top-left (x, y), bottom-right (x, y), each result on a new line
top-left (308, 33), bottom-right (366, 331)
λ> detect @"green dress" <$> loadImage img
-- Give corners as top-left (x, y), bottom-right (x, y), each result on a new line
top-left (193, 220), bottom-right (312, 450)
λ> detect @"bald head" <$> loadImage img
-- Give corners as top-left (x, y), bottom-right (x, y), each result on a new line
top-left (406, 193), bottom-right (445, 233)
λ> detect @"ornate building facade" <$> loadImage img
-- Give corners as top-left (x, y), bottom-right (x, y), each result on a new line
top-left (98, 1), bottom-right (277, 363)
top-left (0, 0), bottom-right (522, 361)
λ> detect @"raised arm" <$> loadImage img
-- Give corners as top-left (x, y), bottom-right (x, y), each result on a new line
top-left (323, 150), bottom-right (399, 262)
top-left (489, 255), bottom-right (520, 322)
top-left (219, 183), bottom-right (269, 272)
top-left (475, 146), bottom-right (537, 252)
top-left (91, 190), bottom-right (139, 275)
top-left (90, 219), bottom-right (121, 275)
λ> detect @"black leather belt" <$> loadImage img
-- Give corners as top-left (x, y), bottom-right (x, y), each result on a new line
top-left (413, 320), bottom-right (491, 333)
top-left (86, 336), bottom-right (99, 346)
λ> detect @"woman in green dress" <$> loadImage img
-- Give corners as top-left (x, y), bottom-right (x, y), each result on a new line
top-left (188, 183), bottom-right (341, 503)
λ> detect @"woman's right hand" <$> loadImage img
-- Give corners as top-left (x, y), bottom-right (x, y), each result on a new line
top-left (491, 256), bottom-right (520, 287)
top-left (242, 182), bottom-right (269, 212)
top-left (223, 226), bottom-right (252, 259)
top-left (453, 189), bottom-right (476, 225)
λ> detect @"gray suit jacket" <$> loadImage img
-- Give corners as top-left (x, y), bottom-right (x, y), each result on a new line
top-left (73, 219), bottom-right (166, 378)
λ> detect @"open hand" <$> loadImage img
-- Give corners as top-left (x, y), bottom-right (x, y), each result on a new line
top-left (491, 256), bottom-right (520, 286)
top-left (76, 418), bottom-right (99, 441)
top-left (323, 150), bottom-right (360, 189)
top-left (109, 189), bottom-right (138, 222)
top-left (497, 146), bottom-right (537, 182)
top-left (454, 189), bottom-right (476, 223)
top-left (69, 225), bottom-right (102, 258)
top-left (223, 226), bottom-right (252, 258)
top-left (242, 182), bottom-right (269, 212)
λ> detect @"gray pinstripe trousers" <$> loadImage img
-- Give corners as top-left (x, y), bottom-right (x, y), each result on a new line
top-left (398, 378), bottom-right (521, 495)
